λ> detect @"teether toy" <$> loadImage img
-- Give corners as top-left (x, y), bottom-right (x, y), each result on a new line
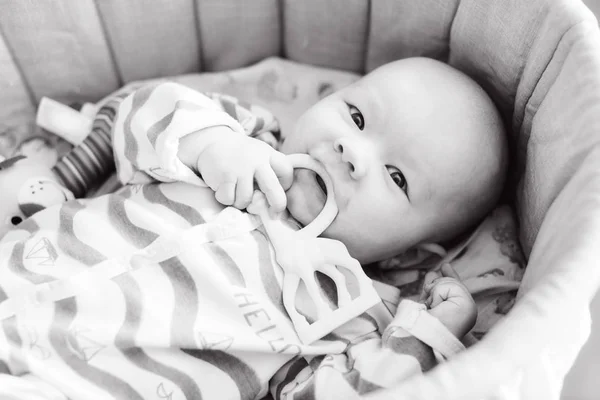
top-left (0, 155), bottom-right (74, 238)
top-left (247, 154), bottom-right (381, 344)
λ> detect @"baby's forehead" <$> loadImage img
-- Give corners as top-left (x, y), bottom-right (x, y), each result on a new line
top-left (358, 60), bottom-right (472, 101)
top-left (347, 71), bottom-right (429, 114)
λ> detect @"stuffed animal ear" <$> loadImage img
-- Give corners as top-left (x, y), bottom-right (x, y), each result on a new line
top-left (0, 155), bottom-right (27, 171)
top-left (18, 203), bottom-right (45, 218)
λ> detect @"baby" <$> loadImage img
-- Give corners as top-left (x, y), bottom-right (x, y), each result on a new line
top-left (179, 57), bottom-right (506, 264)
top-left (0, 57), bottom-right (506, 400)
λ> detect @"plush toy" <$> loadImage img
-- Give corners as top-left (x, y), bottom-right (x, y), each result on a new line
top-left (0, 97), bottom-right (121, 238)
top-left (0, 154), bottom-right (74, 237)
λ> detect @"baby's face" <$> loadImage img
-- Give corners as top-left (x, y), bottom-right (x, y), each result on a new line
top-left (281, 58), bottom-right (504, 264)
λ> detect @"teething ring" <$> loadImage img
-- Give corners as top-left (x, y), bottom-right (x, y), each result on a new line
top-left (253, 154), bottom-right (379, 345)
top-left (286, 154), bottom-right (338, 237)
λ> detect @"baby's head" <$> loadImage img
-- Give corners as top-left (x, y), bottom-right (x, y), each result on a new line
top-left (281, 57), bottom-right (507, 264)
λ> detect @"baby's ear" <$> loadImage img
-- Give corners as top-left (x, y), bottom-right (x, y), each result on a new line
top-left (389, 243), bottom-right (447, 269)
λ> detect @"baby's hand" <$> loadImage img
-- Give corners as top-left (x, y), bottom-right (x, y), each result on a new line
top-left (196, 128), bottom-right (293, 212)
top-left (421, 263), bottom-right (477, 339)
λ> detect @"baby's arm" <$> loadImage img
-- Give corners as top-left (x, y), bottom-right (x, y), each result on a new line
top-left (382, 263), bottom-right (476, 372)
top-left (422, 263), bottom-right (478, 339)
top-left (111, 82), bottom-right (244, 186)
top-left (111, 83), bottom-right (289, 208)
top-left (271, 270), bottom-right (476, 399)
top-left (270, 265), bottom-right (476, 399)
top-left (177, 123), bottom-right (292, 212)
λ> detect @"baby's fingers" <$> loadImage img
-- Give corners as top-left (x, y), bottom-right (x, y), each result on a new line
top-left (424, 270), bottom-right (441, 287)
top-left (422, 275), bottom-right (462, 304)
top-left (421, 263), bottom-right (460, 297)
top-left (424, 281), bottom-right (454, 309)
top-left (440, 263), bottom-right (461, 280)
top-left (233, 175), bottom-right (254, 210)
top-left (215, 181), bottom-right (236, 206)
top-left (255, 164), bottom-right (287, 212)
top-left (270, 151), bottom-right (294, 191)
top-left (422, 271), bottom-right (442, 292)
top-left (419, 271), bottom-right (441, 301)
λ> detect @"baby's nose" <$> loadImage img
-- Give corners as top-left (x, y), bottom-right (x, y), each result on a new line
top-left (333, 137), bottom-right (367, 179)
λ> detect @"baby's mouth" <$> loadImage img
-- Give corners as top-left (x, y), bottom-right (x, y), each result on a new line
top-left (315, 174), bottom-right (327, 195)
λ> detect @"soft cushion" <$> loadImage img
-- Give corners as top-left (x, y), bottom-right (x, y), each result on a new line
top-left (2, 1), bottom-right (600, 397)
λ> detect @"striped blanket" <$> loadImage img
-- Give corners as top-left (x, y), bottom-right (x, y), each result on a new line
top-left (0, 82), bottom-right (439, 400)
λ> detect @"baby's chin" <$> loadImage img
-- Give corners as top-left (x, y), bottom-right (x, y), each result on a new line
top-left (285, 169), bottom-right (326, 226)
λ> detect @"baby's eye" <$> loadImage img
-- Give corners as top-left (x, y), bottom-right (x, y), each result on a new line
top-left (387, 166), bottom-right (408, 194)
top-left (347, 103), bottom-right (364, 130)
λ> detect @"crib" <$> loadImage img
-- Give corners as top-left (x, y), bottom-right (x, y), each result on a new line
top-left (1, 0), bottom-right (600, 399)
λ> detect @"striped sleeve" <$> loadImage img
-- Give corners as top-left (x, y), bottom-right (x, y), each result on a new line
top-left (111, 82), bottom-right (280, 186)
top-left (270, 337), bottom-right (432, 399)
top-left (204, 92), bottom-right (281, 146)
top-left (269, 303), bottom-right (443, 399)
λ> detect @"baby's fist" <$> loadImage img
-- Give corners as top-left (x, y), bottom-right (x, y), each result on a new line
top-left (422, 263), bottom-right (477, 339)
top-left (197, 132), bottom-right (293, 212)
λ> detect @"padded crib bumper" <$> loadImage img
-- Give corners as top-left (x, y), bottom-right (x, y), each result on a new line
top-left (2, 0), bottom-right (600, 399)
